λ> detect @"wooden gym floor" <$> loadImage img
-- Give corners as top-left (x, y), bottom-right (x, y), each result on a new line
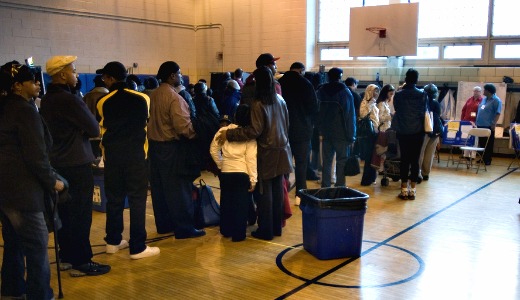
top-left (2, 153), bottom-right (519, 299)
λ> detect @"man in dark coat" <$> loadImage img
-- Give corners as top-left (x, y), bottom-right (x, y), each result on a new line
top-left (316, 68), bottom-right (356, 188)
top-left (279, 62), bottom-right (318, 202)
top-left (41, 55), bottom-right (110, 276)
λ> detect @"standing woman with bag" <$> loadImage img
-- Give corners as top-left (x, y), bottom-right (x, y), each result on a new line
top-left (0, 62), bottom-right (64, 299)
top-left (370, 84), bottom-right (395, 171)
top-left (218, 66), bottom-right (293, 241)
top-left (419, 84), bottom-right (443, 181)
top-left (359, 84), bottom-right (380, 186)
top-left (391, 69), bottom-right (426, 200)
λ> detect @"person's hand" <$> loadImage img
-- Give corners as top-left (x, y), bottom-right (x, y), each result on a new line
top-left (54, 180), bottom-right (65, 192)
top-left (218, 130), bottom-right (228, 145)
top-left (248, 183), bottom-right (256, 192)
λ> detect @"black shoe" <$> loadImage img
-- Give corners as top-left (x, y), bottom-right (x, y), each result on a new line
top-left (251, 230), bottom-right (273, 241)
top-left (231, 236), bottom-right (246, 242)
top-left (423, 175), bottom-right (429, 181)
top-left (175, 228), bottom-right (206, 239)
top-left (307, 172), bottom-right (320, 180)
top-left (71, 261), bottom-right (111, 277)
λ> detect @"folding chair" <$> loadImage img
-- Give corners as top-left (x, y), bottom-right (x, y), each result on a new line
top-left (456, 128), bottom-right (491, 174)
top-left (508, 124), bottom-right (520, 170)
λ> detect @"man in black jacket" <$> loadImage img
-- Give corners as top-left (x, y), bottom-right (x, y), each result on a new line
top-left (279, 62), bottom-right (318, 203)
top-left (316, 68), bottom-right (356, 188)
top-left (41, 56), bottom-right (110, 276)
top-left (96, 61), bottom-right (160, 259)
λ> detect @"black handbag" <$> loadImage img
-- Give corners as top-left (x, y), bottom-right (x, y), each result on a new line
top-left (194, 179), bottom-right (220, 228)
top-left (344, 146), bottom-right (361, 176)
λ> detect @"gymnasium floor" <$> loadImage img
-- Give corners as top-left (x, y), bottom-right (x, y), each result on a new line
top-left (3, 154), bottom-right (520, 299)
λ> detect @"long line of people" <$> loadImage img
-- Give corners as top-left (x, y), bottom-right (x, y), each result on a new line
top-left (1, 53), bottom-right (493, 300)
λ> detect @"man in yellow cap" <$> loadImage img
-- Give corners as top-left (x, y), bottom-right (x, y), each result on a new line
top-left (40, 56), bottom-right (111, 276)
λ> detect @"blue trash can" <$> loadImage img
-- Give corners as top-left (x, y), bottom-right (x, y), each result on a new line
top-left (298, 187), bottom-right (369, 260)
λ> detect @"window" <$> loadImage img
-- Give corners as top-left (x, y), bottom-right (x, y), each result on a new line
top-left (405, 46), bottom-right (439, 60)
top-left (318, 0), bottom-right (390, 42)
top-left (444, 45), bottom-right (482, 59)
top-left (495, 44), bottom-right (520, 59)
top-left (411, 0), bottom-right (489, 38)
top-left (320, 48), bottom-right (353, 61)
top-left (492, 0), bottom-right (517, 36)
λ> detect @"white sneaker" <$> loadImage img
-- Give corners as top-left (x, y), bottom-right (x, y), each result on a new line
top-left (294, 196), bottom-right (301, 206)
top-left (130, 246), bottom-right (160, 260)
top-left (106, 240), bottom-right (129, 254)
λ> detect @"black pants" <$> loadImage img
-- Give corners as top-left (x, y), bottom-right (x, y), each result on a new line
top-left (149, 141), bottom-right (195, 236)
top-left (361, 135), bottom-right (377, 185)
top-left (104, 158), bottom-right (148, 255)
top-left (55, 164), bottom-right (94, 266)
top-left (398, 132), bottom-right (425, 183)
top-left (219, 172), bottom-right (250, 241)
top-left (478, 126), bottom-right (495, 164)
top-left (256, 175), bottom-right (284, 239)
top-left (290, 139), bottom-right (311, 192)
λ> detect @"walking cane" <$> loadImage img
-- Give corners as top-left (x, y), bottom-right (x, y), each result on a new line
top-left (52, 190), bottom-right (64, 299)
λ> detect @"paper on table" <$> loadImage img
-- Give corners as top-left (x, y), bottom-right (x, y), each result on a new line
top-left (494, 127), bottom-right (504, 138)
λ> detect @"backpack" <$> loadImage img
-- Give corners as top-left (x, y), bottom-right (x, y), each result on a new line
top-left (357, 114), bottom-right (376, 158)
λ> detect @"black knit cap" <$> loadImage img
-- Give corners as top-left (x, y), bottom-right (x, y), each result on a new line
top-left (156, 61), bottom-right (180, 82)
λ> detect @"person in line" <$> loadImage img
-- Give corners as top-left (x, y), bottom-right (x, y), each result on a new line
top-left (173, 72), bottom-right (196, 118)
top-left (210, 104), bottom-right (257, 242)
top-left (40, 56), bottom-right (110, 276)
top-left (142, 76), bottom-right (159, 98)
top-left (0, 62), bottom-right (65, 300)
top-left (316, 67), bottom-right (356, 188)
top-left (359, 84), bottom-right (380, 186)
top-left (234, 68), bottom-right (245, 90)
top-left (371, 84), bottom-right (395, 172)
top-left (376, 84), bottom-right (395, 132)
top-left (148, 61), bottom-right (206, 239)
top-left (278, 62), bottom-right (318, 205)
top-left (418, 83), bottom-right (443, 181)
top-left (218, 66), bottom-right (293, 241)
top-left (345, 77), bottom-right (362, 118)
top-left (83, 75), bottom-right (109, 117)
top-left (392, 68), bottom-right (426, 200)
top-left (96, 61), bottom-right (160, 259)
top-left (220, 79), bottom-right (241, 121)
top-left (476, 83), bottom-right (502, 166)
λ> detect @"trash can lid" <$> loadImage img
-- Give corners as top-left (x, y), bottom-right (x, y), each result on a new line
top-left (297, 187), bottom-right (369, 209)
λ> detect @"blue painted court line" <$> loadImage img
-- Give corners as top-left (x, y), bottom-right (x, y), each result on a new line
top-left (275, 168), bottom-right (517, 299)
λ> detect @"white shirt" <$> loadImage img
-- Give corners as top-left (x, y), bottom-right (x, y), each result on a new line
top-left (210, 124), bottom-right (258, 186)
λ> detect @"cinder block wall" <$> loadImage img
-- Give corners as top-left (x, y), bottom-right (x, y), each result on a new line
top-left (0, 0), bottom-right (518, 154)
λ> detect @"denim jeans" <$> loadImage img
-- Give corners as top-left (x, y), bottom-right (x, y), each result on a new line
top-left (321, 138), bottom-right (348, 187)
top-left (0, 208), bottom-right (54, 300)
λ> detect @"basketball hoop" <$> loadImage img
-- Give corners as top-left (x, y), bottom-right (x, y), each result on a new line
top-left (366, 27), bottom-right (387, 38)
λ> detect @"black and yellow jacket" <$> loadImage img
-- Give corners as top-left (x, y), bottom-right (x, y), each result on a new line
top-left (96, 82), bottom-right (150, 163)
